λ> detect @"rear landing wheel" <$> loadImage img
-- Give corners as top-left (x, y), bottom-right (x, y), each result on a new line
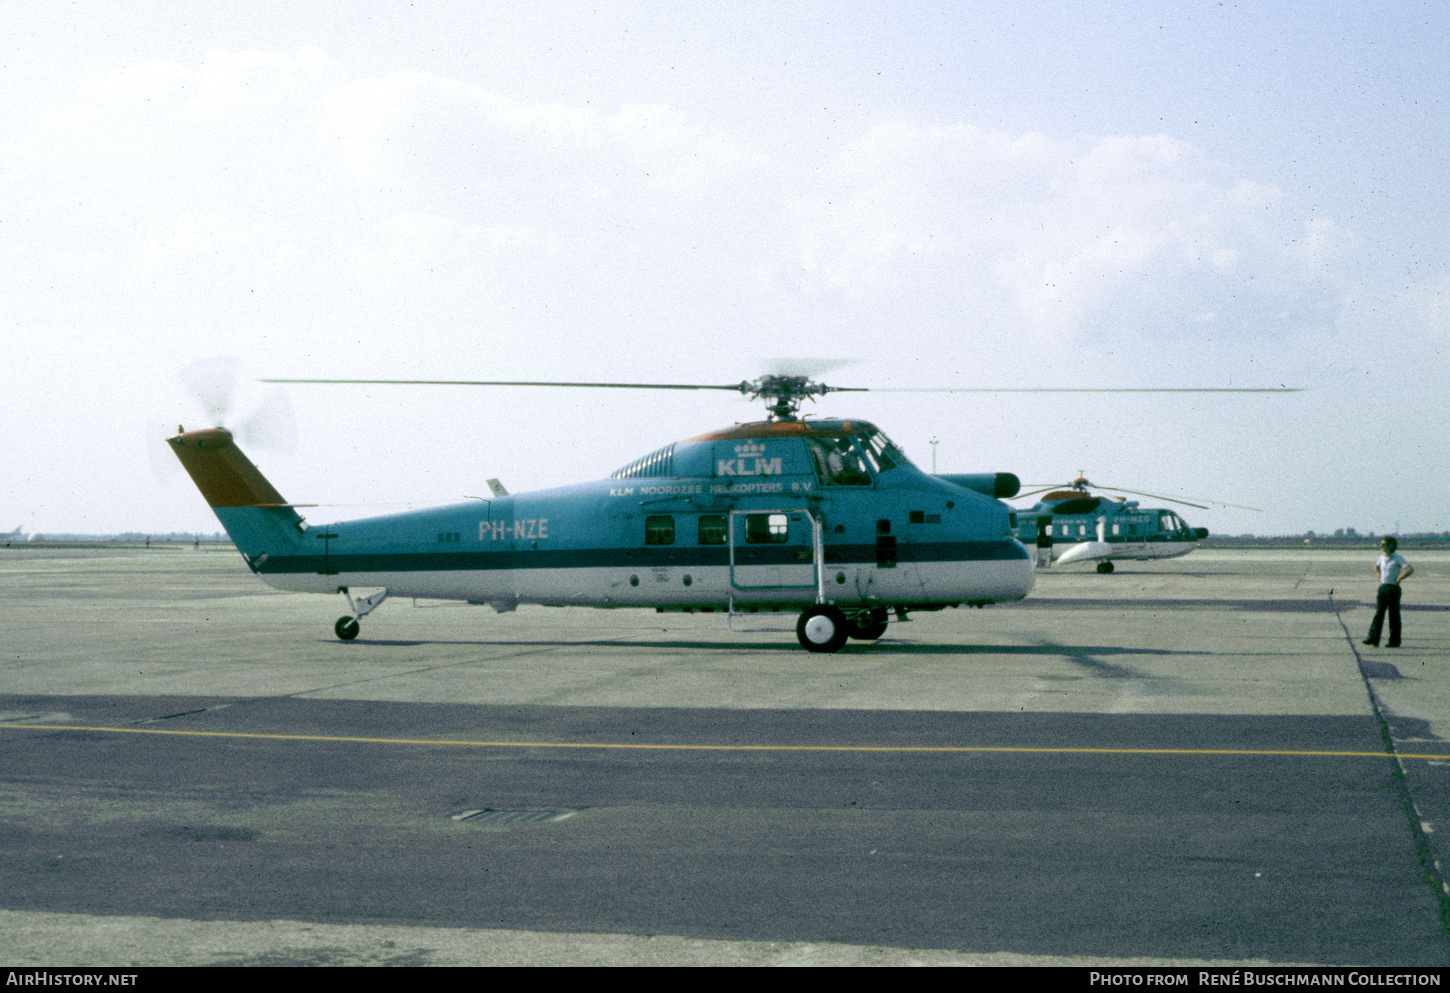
top-left (334, 616), bottom-right (360, 640)
top-left (1096, 561), bottom-right (1115, 574)
top-left (848, 607), bottom-right (889, 641)
top-left (797, 605), bottom-right (850, 653)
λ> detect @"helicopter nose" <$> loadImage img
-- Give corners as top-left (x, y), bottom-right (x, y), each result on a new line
top-left (1195, 527), bottom-right (1209, 540)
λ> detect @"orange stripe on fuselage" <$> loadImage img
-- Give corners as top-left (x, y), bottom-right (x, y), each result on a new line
top-left (166, 428), bottom-right (287, 508)
top-left (685, 419), bottom-right (863, 442)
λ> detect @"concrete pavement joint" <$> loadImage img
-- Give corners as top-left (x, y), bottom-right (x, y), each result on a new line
top-left (1331, 591), bottom-right (1450, 936)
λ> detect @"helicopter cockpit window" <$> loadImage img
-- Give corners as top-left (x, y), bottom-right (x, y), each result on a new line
top-left (645, 515), bottom-right (675, 545)
top-left (855, 428), bottom-right (911, 473)
top-left (745, 513), bottom-right (789, 543)
top-left (806, 436), bottom-right (872, 486)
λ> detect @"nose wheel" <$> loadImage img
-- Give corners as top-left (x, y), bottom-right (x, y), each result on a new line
top-left (797, 605), bottom-right (850, 653)
top-left (334, 616), bottom-right (360, 640)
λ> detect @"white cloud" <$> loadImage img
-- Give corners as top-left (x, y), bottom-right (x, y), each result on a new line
top-left (6, 51), bottom-right (1353, 363)
top-left (318, 69), bottom-right (760, 219)
top-left (2, 44), bottom-right (1400, 533)
top-left (772, 123), bottom-right (1348, 347)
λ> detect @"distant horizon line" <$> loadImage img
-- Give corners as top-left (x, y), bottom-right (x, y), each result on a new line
top-left (8, 532), bottom-right (1449, 545)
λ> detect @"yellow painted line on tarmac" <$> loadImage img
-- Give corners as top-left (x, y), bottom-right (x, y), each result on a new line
top-left (1, 723), bottom-right (1447, 761)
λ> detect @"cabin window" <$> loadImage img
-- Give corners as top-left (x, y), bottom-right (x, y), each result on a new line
top-left (745, 513), bottom-right (789, 543)
top-left (1078, 524), bottom-right (1087, 537)
top-left (1111, 523), bottom-right (1120, 536)
top-left (645, 515), bottom-right (675, 545)
top-left (698, 515), bottom-right (727, 545)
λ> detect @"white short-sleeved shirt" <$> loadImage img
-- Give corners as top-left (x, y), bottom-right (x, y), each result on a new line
top-left (1378, 552), bottom-right (1409, 585)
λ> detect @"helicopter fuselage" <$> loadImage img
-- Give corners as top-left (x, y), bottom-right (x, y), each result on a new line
top-left (185, 419), bottom-right (1034, 643)
top-left (1015, 492), bottom-right (1208, 570)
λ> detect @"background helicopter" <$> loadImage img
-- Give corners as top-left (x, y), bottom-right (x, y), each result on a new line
top-left (1012, 474), bottom-right (1260, 573)
top-left (168, 372), bottom-right (1296, 651)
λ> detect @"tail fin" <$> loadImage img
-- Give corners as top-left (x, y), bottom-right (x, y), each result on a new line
top-left (167, 428), bottom-right (307, 564)
top-left (167, 427), bottom-right (289, 508)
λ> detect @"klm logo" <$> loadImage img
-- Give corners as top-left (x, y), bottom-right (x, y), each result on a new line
top-left (718, 442), bottom-right (783, 477)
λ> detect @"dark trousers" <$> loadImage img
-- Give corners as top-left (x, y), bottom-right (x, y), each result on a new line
top-left (1367, 583), bottom-right (1402, 646)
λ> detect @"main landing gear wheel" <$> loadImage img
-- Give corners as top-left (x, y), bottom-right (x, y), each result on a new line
top-left (847, 607), bottom-right (889, 641)
top-left (1096, 561), bottom-right (1115, 574)
top-left (797, 605), bottom-right (850, 653)
top-left (334, 616), bottom-right (360, 640)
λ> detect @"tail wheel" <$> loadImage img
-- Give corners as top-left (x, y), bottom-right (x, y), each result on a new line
top-left (334, 616), bottom-right (360, 640)
top-left (797, 605), bottom-right (850, 653)
top-left (848, 607), bottom-right (889, 641)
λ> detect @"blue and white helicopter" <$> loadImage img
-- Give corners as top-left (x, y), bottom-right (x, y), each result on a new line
top-left (167, 374), bottom-right (1287, 651)
top-left (1013, 474), bottom-right (1256, 574)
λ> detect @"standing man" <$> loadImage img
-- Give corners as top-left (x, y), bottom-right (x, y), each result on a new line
top-left (1364, 537), bottom-right (1413, 648)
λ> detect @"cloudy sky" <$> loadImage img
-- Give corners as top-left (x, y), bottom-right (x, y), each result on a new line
top-left (3, 1), bottom-right (1446, 538)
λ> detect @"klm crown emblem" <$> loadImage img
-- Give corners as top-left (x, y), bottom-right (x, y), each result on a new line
top-left (718, 441), bottom-right (783, 478)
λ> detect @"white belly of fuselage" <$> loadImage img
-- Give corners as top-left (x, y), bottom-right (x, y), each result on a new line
top-left (260, 556), bottom-right (1036, 608)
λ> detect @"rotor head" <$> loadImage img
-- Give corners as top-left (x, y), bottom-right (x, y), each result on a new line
top-left (738, 375), bottom-right (836, 420)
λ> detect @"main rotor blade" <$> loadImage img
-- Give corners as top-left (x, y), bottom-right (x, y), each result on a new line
top-left (1014, 484), bottom-right (1076, 499)
top-left (262, 379), bottom-right (1297, 394)
top-left (766, 358), bottom-right (854, 379)
top-left (1093, 486), bottom-right (1262, 512)
top-left (1017, 481), bottom-right (1261, 512)
top-left (259, 378), bottom-right (752, 390)
top-left (871, 387), bottom-right (1304, 393)
top-left (1099, 490), bottom-right (1213, 511)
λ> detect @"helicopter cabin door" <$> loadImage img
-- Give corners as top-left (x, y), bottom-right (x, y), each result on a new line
top-left (728, 508), bottom-right (823, 599)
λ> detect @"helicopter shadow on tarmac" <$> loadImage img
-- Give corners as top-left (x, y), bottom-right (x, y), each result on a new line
top-left (312, 636), bottom-right (1196, 675)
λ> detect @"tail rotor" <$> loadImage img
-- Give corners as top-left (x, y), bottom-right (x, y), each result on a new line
top-left (152, 357), bottom-right (298, 485)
